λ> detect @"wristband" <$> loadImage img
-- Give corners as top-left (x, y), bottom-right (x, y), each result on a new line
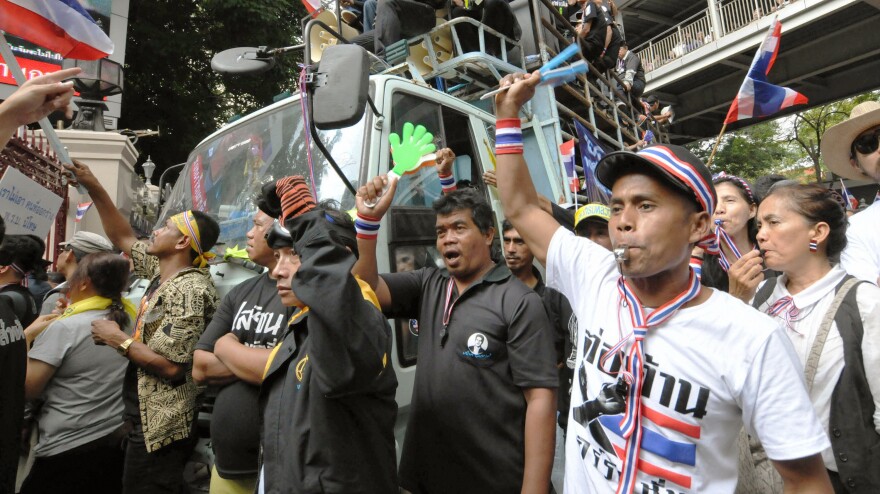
top-left (495, 118), bottom-right (523, 155)
top-left (438, 173), bottom-right (457, 194)
top-left (355, 213), bottom-right (381, 240)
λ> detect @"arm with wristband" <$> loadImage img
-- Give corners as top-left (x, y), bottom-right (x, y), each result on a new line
top-left (491, 71), bottom-right (560, 266)
top-left (351, 175), bottom-right (398, 311)
top-left (435, 147), bottom-right (457, 194)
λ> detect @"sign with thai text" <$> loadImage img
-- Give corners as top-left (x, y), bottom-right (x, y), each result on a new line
top-left (0, 167), bottom-right (64, 238)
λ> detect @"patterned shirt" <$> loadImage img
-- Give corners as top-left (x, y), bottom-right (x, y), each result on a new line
top-left (130, 241), bottom-right (218, 452)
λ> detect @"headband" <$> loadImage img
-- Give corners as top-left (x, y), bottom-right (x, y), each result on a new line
top-left (171, 211), bottom-right (216, 268)
top-left (713, 172), bottom-right (755, 204)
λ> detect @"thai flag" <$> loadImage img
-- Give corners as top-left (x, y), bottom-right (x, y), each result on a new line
top-left (724, 18), bottom-right (807, 124)
top-left (75, 201), bottom-right (92, 222)
top-left (0, 0), bottom-right (114, 60)
top-left (599, 405), bottom-right (701, 490)
top-left (839, 179), bottom-right (858, 211)
top-left (560, 139), bottom-right (579, 193)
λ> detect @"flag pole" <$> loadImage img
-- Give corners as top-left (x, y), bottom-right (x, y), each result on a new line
top-left (706, 121), bottom-right (728, 167)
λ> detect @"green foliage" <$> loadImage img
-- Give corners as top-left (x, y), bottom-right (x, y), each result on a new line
top-left (688, 119), bottom-right (796, 181)
top-left (119, 0), bottom-right (307, 181)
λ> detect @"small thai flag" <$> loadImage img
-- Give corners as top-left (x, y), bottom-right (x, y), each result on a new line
top-left (560, 139), bottom-right (579, 193)
top-left (0, 0), bottom-right (114, 60)
top-left (75, 201), bottom-right (92, 222)
top-left (839, 179), bottom-right (858, 211)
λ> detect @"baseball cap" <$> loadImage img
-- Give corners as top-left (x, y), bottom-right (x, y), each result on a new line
top-left (59, 231), bottom-right (115, 255)
top-left (595, 144), bottom-right (716, 215)
top-left (574, 203), bottom-right (610, 228)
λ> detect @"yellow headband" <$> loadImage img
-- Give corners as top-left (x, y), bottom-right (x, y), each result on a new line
top-left (171, 211), bottom-right (216, 268)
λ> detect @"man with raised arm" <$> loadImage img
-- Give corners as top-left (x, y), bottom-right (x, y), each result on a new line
top-left (65, 161), bottom-right (219, 494)
top-left (353, 155), bottom-right (558, 492)
top-left (491, 72), bottom-right (833, 493)
top-left (256, 176), bottom-right (398, 493)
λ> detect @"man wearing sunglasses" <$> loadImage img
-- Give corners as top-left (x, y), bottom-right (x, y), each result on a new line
top-left (821, 101), bottom-right (880, 285)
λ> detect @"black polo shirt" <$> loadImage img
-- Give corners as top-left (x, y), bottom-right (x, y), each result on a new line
top-left (383, 264), bottom-right (557, 494)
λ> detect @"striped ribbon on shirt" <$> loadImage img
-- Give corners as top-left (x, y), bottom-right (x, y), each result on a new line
top-left (605, 269), bottom-right (702, 494)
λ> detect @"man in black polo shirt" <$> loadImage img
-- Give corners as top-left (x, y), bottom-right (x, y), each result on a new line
top-left (354, 178), bottom-right (558, 494)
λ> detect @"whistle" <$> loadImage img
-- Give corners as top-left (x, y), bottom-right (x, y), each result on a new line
top-left (614, 246), bottom-right (629, 263)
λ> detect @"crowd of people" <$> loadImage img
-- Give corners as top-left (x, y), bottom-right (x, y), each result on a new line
top-left (1, 29), bottom-right (879, 494)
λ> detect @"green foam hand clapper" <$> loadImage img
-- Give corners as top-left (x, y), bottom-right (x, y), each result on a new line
top-left (364, 122), bottom-right (437, 207)
top-left (389, 122), bottom-right (437, 178)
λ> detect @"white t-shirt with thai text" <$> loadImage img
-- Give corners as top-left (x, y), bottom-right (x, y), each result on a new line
top-left (546, 227), bottom-right (828, 494)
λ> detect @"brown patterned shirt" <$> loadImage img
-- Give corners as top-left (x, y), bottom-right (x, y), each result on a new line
top-left (130, 241), bottom-right (218, 452)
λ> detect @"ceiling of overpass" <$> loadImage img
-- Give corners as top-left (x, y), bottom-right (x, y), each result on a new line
top-left (619, 1), bottom-right (880, 144)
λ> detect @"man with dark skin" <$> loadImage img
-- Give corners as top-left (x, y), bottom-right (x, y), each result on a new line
top-left (491, 70), bottom-right (833, 494)
top-left (65, 161), bottom-right (219, 494)
top-left (354, 175), bottom-right (558, 493)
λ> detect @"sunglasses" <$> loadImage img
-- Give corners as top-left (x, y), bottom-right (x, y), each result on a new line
top-left (852, 127), bottom-right (880, 156)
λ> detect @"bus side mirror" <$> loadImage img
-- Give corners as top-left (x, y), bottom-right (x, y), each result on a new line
top-left (312, 45), bottom-right (369, 130)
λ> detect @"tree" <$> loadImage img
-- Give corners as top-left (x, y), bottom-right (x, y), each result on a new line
top-left (687, 119), bottom-right (797, 181)
top-left (787, 91), bottom-right (879, 182)
top-left (119, 0), bottom-right (307, 182)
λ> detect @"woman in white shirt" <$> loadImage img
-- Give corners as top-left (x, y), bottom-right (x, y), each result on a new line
top-left (735, 182), bottom-right (880, 493)
top-left (20, 252), bottom-right (136, 494)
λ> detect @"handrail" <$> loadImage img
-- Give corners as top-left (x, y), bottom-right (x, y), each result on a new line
top-left (633, 0), bottom-right (796, 73)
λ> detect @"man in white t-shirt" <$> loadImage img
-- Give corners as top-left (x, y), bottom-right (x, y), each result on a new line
top-left (491, 71), bottom-right (833, 494)
top-left (820, 101), bottom-right (880, 285)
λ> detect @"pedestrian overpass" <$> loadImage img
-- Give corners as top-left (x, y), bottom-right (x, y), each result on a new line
top-left (618, 0), bottom-right (880, 144)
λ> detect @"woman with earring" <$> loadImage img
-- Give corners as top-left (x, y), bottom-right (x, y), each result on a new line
top-left (20, 252), bottom-right (137, 494)
top-left (733, 182), bottom-right (880, 493)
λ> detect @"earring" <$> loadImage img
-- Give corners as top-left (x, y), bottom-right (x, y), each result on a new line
top-left (809, 240), bottom-right (818, 253)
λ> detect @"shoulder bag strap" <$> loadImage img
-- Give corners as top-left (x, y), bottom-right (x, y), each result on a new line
top-left (803, 277), bottom-right (861, 391)
top-left (751, 277), bottom-right (778, 310)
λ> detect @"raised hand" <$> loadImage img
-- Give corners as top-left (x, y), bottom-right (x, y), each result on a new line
top-left (0, 67), bottom-right (81, 127)
top-left (62, 159), bottom-right (101, 192)
top-left (435, 147), bottom-right (456, 176)
top-left (494, 70), bottom-right (541, 119)
top-left (356, 174), bottom-right (399, 220)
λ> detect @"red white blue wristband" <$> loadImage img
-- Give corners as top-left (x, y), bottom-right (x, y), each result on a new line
top-left (495, 118), bottom-right (523, 155)
top-left (438, 173), bottom-right (457, 194)
top-left (355, 213), bottom-right (381, 240)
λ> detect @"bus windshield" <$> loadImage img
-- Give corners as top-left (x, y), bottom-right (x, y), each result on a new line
top-left (158, 98), bottom-right (365, 254)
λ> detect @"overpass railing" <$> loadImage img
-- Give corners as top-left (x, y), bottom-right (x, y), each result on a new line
top-left (633, 0), bottom-right (795, 73)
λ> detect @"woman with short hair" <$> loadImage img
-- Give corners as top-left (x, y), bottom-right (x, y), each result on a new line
top-left (733, 183), bottom-right (880, 493)
top-left (20, 252), bottom-right (136, 494)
